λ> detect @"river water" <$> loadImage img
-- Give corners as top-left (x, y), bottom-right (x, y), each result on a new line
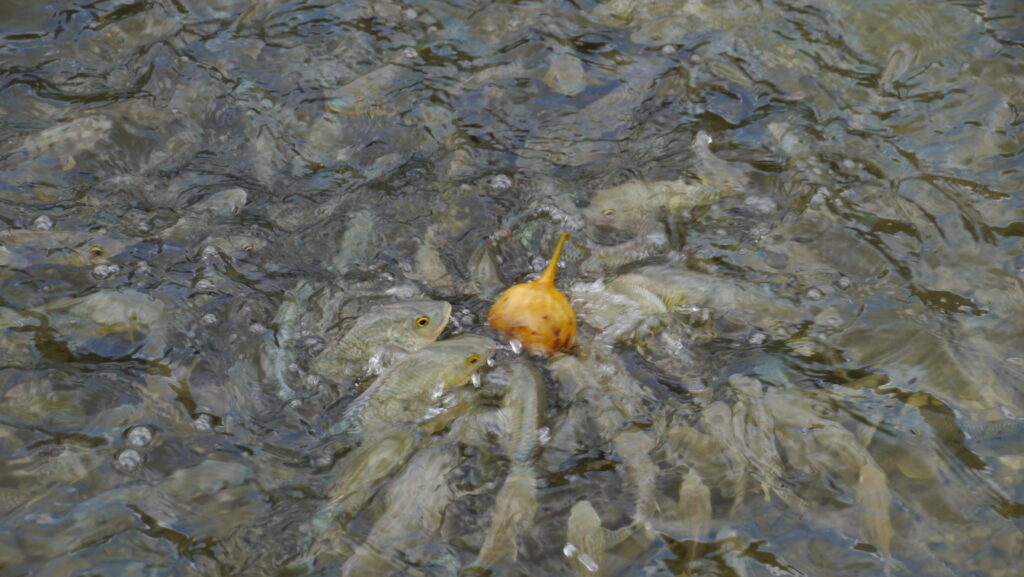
top-left (0, 1), bottom-right (1021, 576)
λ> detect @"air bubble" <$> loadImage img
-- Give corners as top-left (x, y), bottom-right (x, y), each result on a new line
top-left (195, 278), bottom-right (215, 291)
top-left (836, 276), bottom-right (851, 289)
top-left (431, 381), bottom-right (445, 401)
top-left (91, 263), bottom-right (120, 280)
top-left (402, 47), bottom-right (418, 59)
top-left (744, 195), bottom-right (777, 214)
top-left (368, 353), bottom-right (386, 375)
top-left (487, 174), bottom-right (512, 191)
top-left (748, 332), bottom-right (767, 345)
top-left (33, 215), bottom-right (53, 230)
top-left (200, 313), bottom-right (218, 326)
top-left (563, 543), bottom-right (578, 558)
top-left (806, 287), bottom-right (825, 301)
top-left (509, 339), bottom-right (523, 355)
top-left (579, 553), bottom-right (599, 573)
top-left (194, 413), bottom-right (214, 432)
top-left (115, 449), bottom-right (144, 473)
top-left (537, 427), bottom-right (551, 445)
top-left (126, 425), bottom-right (154, 447)
top-left (471, 372), bottom-right (482, 388)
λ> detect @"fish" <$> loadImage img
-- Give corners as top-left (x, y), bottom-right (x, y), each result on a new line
top-left (160, 187), bottom-right (248, 241)
top-left (584, 178), bottom-right (719, 237)
top-left (303, 430), bottom-right (421, 565)
top-left (472, 465), bottom-right (539, 569)
top-left (327, 334), bottom-right (496, 438)
top-left (324, 58), bottom-right (418, 118)
top-left (583, 132), bottom-right (748, 238)
top-left (265, 281), bottom-right (315, 400)
top-left (311, 300), bottom-right (452, 385)
top-left (331, 210), bottom-right (380, 276)
top-left (41, 289), bottom-right (167, 360)
top-left (728, 375), bottom-right (787, 501)
top-left (471, 362), bottom-right (544, 569)
top-left (10, 115), bottom-right (113, 160)
top-left (303, 337), bottom-right (494, 568)
top-left (544, 45), bottom-right (587, 96)
top-left (549, 353), bottom-right (659, 525)
top-left (614, 430), bottom-right (660, 524)
top-left (565, 501), bottom-right (643, 577)
top-left (566, 500), bottom-right (608, 577)
top-left (340, 443), bottom-right (458, 577)
top-left (0, 229), bottom-right (130, 269)
top-left (667, 469), bottom-right (712, 563)
top-left (856, 461), bottom-right (894, 556)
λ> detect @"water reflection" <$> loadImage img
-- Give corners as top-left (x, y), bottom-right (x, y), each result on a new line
top-left (1, 0), bottom-right (1022, 576)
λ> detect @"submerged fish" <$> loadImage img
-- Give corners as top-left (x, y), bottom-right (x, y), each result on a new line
top-left (584, 178), bottom-right (719, 236)
top-left (331, 210), bottom-right (380, 276)
top-left (0, 229), bottom-right (130, 269)
top-left (856, 461), bottom-right (894, 556)
top-left (41, 289), bottom-right (167, 360)
top-left (584, 131), bottom-right (748, 239)
top-left (566, 500), bottom-right (609, 577)
top-left (303, 430), bottom-right (422, 565)
top-left (471, 362), bottom-right (544, 569)
top-left (549, 353), bottom-right (659, 525)
top-left (340, 443), bottom-right (458, 577)
top-left (312, 300), bottom-right (452, 384)
top-left (565, 500), bottom-right (643, 577)
top-left (266, 281), bottom-right (315, 400)
top-left (161, 187), bottom-right (248, 240)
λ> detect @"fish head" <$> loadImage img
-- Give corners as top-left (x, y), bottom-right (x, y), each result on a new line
top-left (70, 235), bottom-right (128, 266)
top-left (190, 187), bottom-right (248, 217)
top-left (373, 300), bottom-right (452, 348)
top-left (583, 189), bottom-right (653, 241)
top-left (421, 334), bottom-right (496, 390)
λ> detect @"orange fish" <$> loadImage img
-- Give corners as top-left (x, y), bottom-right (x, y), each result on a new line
top-left (488, 232), bottom-right (577, 355)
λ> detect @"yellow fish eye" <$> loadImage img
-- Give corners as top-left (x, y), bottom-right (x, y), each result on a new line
top-left (415, 315), bottom-right (430, 327)
top-left (601, 208), bottom-right (615, 217)
top-left (89, 245), bottom-right (105, 257)
top-left (466, 354), bottom-right (481, 366)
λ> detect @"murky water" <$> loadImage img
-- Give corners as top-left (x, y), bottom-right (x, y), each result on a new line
top-left (1, 0), bottom-right (1022, 575)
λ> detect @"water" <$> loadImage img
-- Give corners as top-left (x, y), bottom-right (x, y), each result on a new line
top-left (1, 0), bottom-right (1022, 575)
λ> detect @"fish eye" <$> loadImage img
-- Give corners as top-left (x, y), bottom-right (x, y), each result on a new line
top-left (415, 315), bottom-right (430, 327)
top-left (602, 208), bottom-right (615, 217)
top-left (89, 245), bottom-right (105, 257)
top-left (466, 354), bottom-right (481, 366)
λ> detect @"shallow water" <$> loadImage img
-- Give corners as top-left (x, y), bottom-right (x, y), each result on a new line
top-left (1, 0), bottom-right (1022, 576)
